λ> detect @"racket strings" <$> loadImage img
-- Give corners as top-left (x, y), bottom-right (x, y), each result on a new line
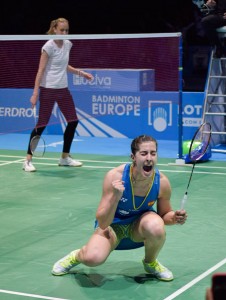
top-left (189, 123), bottom-right (211, 162)
top-left (30, 135), bottom-right (45, 157)
top-left (180, 122), bottom-right (212, 210)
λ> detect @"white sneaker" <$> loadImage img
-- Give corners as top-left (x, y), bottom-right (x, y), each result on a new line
top-left (52, 249), bottom-right (81, 276)
top-left (142, 259), bottom-right (174, 281)
top-left (58, 156), bottom-right (83, 167)
top-left (23, 160), bottom-right (36, 172)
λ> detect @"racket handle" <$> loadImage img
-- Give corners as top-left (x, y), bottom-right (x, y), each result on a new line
top-left (180, 193), bottom-right (188, 210)
top-left (33, 106), bottom-right (36, 117)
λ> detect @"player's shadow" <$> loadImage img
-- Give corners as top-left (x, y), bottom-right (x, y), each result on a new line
top-left (70, 271), bottom-right (157, 288)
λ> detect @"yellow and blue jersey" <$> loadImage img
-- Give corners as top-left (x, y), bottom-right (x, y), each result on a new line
top-left (95, 163), bottom-right (160, 250)
top-left (113, 163), bottom-right (160, 225)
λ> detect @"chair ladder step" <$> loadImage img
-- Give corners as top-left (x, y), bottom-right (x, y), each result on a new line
top-left (209, 75), bottom-right (226, 79)
top-left (207, 94), bottom-right (226, 97)
top-left (204, 112), bottom-right (226, 116)
top-left (211, 131), bottom-right (226, 135)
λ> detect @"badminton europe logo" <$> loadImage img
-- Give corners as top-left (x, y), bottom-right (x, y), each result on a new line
top-left (148, 100), bottom-right (172, 132)
top-left (92, 95), bottom-right (140, 116)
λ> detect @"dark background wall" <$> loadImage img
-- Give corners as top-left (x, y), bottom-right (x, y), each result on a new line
top-left (2, 0), bottom-right (211, 91)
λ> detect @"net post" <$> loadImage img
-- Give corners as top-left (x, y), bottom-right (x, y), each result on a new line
top-left (176, 33), bottom-right (185, 165)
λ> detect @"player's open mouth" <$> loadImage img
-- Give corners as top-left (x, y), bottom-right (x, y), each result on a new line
top-left (143, 165), bottom-right (152, 172)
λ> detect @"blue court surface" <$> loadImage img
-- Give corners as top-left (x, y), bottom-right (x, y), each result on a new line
top-left (0, 133), bottom-right (225, 161)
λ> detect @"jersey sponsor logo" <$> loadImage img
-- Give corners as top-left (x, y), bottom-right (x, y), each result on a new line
top-left (118, 210), bottom-right (129, 215)
top-left (148, 200), bottom-right (155, 207)
top-left (120, 197), bottom-right (128, 203)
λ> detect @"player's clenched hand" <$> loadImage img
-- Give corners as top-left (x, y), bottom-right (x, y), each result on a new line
top-left (30, 94), bottom-right (38, 108)
top-left (175, 210), bottom-right (187, 225)
top-left (83, 72), bottom-right (94, 80)
top-left (112, 180), bottom-right (125, 196)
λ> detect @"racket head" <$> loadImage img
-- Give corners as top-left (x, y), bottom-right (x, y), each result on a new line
top-left (188, 122), bottom-right (211, 163)
top-left (30, 135), bottom-right (45, 157)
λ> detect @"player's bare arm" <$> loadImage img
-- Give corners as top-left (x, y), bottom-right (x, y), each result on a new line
top-left (96, 164), bottom-right (125, 229)
top-left (30, 51), bottom-right (48, 107)
top-left (157, 172), bottom-right (187, 225)
top-left (67, 65), bottom-right (93, 80)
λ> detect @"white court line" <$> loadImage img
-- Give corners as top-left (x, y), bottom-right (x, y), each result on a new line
top-left (0, 154), bottom-right (226, 169)
top-left (0, 154), bottom-right (225, 299)
top-left (0, 159), bottom-right (226, 175)
top-left (0, 155), bottom-right (128, 164)
top-left (1, 259), bottom-right (225, 300)
top-left (160, 169), bottom-right (226, 176)
top-left (163, 258), bottom-right (226, 300)
top-left (0, 155), bottom-right (226, 175)
top-left (1, 160), bottom-right (226, 174)
top-left (0, 289), bottom-right (69, 300)
top-left (0, 159), bottom-right (24, 166)
top-left (168, 163), bottom-right (226, 170)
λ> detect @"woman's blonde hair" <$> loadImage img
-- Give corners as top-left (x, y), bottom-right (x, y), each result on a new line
top-left (46, 18), bottom-right (69, 34)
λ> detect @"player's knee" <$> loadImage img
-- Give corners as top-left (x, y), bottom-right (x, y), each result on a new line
top-left (141, 218), bottom-right (165, 240)
top-left (81, 247), bottom-right (106, 267)
top-left (68, 120), bottom-right (78, 129)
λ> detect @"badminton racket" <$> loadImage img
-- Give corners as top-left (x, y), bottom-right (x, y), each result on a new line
top-left (30, 106), bottom-right (46, 157)
top-left (180, 122), bottom-right (212, 210)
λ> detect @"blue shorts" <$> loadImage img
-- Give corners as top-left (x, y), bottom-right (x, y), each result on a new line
top-left (110, 221), bottom-right (144, 250)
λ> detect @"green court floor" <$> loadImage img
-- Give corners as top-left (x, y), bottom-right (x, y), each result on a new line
top-left (0, 150), bottom-right (226, 300)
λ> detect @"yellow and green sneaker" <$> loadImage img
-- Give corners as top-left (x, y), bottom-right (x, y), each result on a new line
top-left (142, 259), bottom-right (174, 281)
top-left (52, 249), bottom-right (80, 276)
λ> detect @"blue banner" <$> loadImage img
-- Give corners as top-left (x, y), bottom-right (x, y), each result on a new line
top-left (0, 88), bottom-right (204, 141)
top-left (182, 92), bottom-right (204, 140)
top-left (68, 69), bottom-right (155, 92)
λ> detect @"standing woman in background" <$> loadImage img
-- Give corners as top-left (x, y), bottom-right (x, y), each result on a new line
top-left (23, 17), bottom-right (93, 172)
